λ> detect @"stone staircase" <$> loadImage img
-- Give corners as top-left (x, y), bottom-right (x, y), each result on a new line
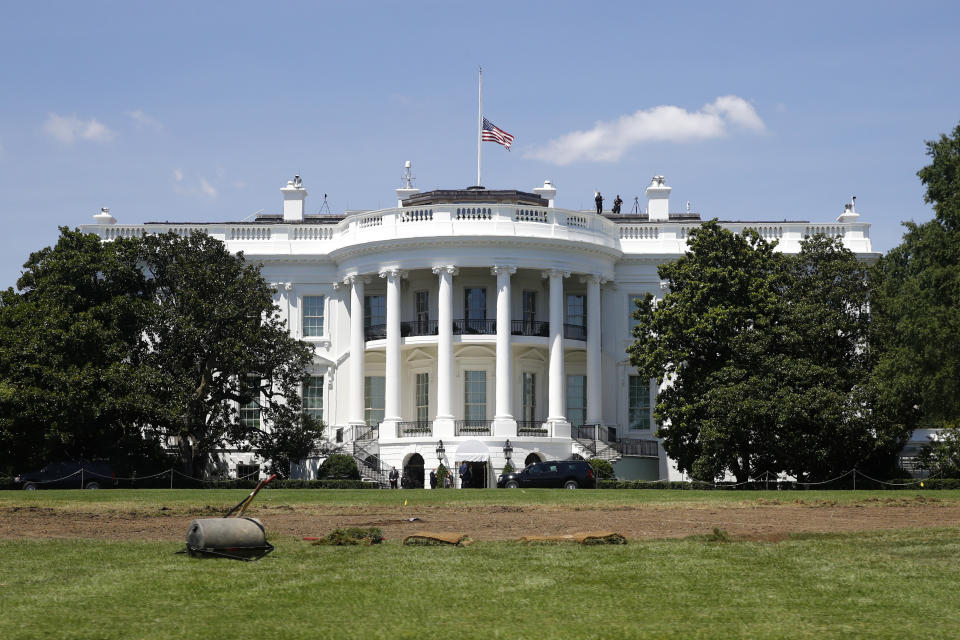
top-left (572, 425), bottom-right (622, 462)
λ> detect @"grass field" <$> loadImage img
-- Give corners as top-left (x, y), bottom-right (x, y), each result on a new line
top-left (4, 487), bottom-right (960, 511)
top-left (2, 489), bottom-right (959, 639)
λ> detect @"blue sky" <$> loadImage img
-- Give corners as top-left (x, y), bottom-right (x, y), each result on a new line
top-left (1, 0), bottom-right (958, 289)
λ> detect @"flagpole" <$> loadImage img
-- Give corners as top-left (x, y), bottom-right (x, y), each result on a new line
top-left (477, 66), bottom-right (482, 187)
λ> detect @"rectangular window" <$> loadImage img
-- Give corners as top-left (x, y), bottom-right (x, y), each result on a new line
top-left (629, 375), bottom-right (651, 430)
top-left (415, 291), bottom-right (429, 324)
top-left (521, 372), bottom-right (537, 422)
top-left (416, 372), bottom-right (429, 423)
top-left (364, 376), bottom-right (385, 426)
top-left (235, 463), bottom-right (260, 479)
top-left (566, 294), bottom-right (586, 327)
top-left (240, 375), bottom-right (261, 429)
top-left (522, 290), bottom-right (537, 324)
top-left (302, 295), bottom-right (324, 337)
top-left (464, 370), bottom-right (486, 421)
top-left (566, 375), bottom-right (587, 427)
top-left (303, 375), bottom-right (323, 421)
top-left (364, 295), bottom-right (386, 329)
top-left (464, 288), bottom-right (486, 320)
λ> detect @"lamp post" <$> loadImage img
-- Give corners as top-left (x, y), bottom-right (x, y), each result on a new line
top-left (436, 440), bottom-right (445, 463)
top-left (503, 439), bottom-right (513, 462)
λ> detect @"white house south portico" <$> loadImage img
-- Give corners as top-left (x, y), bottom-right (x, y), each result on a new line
top-left (80, 168), bottom-right (877, 486)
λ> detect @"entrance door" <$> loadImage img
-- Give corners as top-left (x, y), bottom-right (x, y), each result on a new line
top-left (403, 453), bottom-right (425, 489)
top-left (465, 461), bottom-right (487, 488)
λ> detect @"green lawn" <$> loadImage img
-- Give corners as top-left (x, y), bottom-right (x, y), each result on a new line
top-left (2, 528), bottom-right (958, 639)
top-left (3, 487), bottom-right (960, 512)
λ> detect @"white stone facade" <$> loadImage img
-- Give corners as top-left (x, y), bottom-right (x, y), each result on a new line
top-left (80, 175), bottom-right (876, 485)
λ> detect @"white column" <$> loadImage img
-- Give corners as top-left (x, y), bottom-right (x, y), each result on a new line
top-left (584, 274), bottom-right (603, 425)
top-left (380, 268), bottom-right (405, 427)
top-left (492, 265), bottom-right (517, 436)
top-left (347, 275), bottom-right (366, 427)
top-left (544, 269), bottom-right (570, 436)
top-left (432, 265), bottom-right (457, 439)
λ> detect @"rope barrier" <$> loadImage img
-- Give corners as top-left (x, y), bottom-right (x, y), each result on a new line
top-left (6, 467), bottom-right (267, 486)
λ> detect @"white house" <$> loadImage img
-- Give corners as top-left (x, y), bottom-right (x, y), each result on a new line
top-left (80, 168), bottom-right (877, 486)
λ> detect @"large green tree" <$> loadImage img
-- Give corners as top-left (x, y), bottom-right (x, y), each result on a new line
top-left (131, 231), bottom-right (323, 476)
top-left (0, 229), bottom-right (325, 477)
top-left (628, 221), bottom-right (906, 482)
top-left (0, 229), bottom-right (157, 471)
top-left (871, 122), bottom-right (960, 431)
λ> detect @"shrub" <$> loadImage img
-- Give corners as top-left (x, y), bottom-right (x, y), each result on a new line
top-left (501, 461), bottom-right (515, 475)
top-left (436, 463), bottom-right (449, 487)
top-left (319, 454), bottom-right (360, 480)
top-left (588, 458), bottom-right (615, 479)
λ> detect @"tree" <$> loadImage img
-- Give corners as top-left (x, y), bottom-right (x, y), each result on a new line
top-left (0, 229), bottom-right (158, 471)
top-left (871, 122), bottom-right (960, 431)
top-left (628, 221), bottom-right (906, 482)
top-left (132, 232), bottom-right (322, 476)
top-left (0, 229), bottom-right (326, 477)
top-left (915, 425), bottom-right (960, 478)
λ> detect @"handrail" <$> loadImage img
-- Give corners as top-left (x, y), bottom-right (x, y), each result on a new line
top-left (455, 420), bottom-right (492, 436)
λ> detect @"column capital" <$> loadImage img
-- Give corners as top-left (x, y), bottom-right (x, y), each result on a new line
top-left (580, 273), bottom-right (611, 285)
top-left (491, 265), bottom-right (517, 276)
top-left (378, 267), bottom-right (408, 280)
top-left (432, 265), bottom-right (459, 276)
top-left (342, 273), bottom-right (371, 286)
top-left (541, 269), bottom-right (570, 280)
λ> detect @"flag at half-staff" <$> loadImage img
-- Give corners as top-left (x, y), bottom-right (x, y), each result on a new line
top-left (482, 117), bottom-right (514, 150)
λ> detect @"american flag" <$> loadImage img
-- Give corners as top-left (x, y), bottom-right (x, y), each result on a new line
top-left (482, 117), bottom-right (514, 150)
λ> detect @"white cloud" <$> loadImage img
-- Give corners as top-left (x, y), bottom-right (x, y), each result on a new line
top-left (43, 113), bottom-right (115, 144)
top-left (525, 95), bottom-right (765, 165)
top-left (125, 109), bottom-right (162, 130)
top-left (172, 168), bottom-right (184, 182)
top-left (199, 178), bottom-right (218, 199)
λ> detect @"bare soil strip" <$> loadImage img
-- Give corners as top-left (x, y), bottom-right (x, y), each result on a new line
top-left (2, 498), bottom-right (958, 542)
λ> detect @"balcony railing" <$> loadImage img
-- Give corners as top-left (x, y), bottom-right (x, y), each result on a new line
top-left (455, 420), bottom-right (492, 436)
top-left (512, 320), bottom-right (549, 337)
top-left (619, 439), bottom-right (659, 457)
top-left (364, 323), bottom-right (387, 340)
top-left (563, 323), bottom-right (587, 341)
top-left (398, 421), bottom-right (433, 437)
top-left (574, 424), bottom-right (618, 443)
top-left (517, 420), bottom-right (548, 436)
top-left (454, 319), bottom-right (496, 335)
top-left (401, 319), bottom-right (438, 337)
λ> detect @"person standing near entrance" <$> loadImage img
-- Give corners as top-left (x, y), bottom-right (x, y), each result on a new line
top-left (459, 461), bottom-right (469, 489)
top-left (389, 466), bottom-right (399, 489)
top-left (429, 469), bottom-right (438, 489)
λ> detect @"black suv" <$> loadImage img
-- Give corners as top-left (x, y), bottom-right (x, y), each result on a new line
top-left (14, 461), bottom-right (115, 490)
top-left (497, 460), bottom-right (596, 489)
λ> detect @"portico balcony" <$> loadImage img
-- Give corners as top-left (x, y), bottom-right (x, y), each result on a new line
top-left (455, 420), bottom-right (492, 436)
top-left (364, 318), bottom-right (588, 341)
top-left (397, 421), bottom-right (433, 437)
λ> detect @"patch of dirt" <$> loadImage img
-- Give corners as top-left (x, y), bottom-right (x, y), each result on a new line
top-left (2, 499), bottom-right (959, 542)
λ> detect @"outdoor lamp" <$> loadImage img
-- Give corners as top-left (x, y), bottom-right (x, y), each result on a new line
top-left (503, 439), bottom-right (513, 461)
top-left (436, 440), bottom-right (445, 462)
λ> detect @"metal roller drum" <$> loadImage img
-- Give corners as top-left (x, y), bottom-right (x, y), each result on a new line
top-left (185, 517), bottom-right (274, 560)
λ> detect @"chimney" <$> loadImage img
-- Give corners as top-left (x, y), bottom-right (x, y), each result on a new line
top-left (532, 180), bottom-right (557, 207)
top-left (281, 175), bottom-right (307, 222)
top-left (93, 207), bottom-right (116, 224)
top-left (395, 161), bottom-right (420, 207)
top-left (836, 196), bottom-right (860, 222)
top-left (646, 175), bottom-right (671, 221)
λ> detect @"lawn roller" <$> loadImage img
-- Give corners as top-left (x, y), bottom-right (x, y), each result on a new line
top-left (182, 474), bottom-right (277, 561)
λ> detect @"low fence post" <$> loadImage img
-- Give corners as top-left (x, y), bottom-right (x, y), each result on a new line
top-left (170, 468), bottom-right (174, 490)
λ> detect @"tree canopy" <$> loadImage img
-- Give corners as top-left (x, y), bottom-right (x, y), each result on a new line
top-left (0, 229), bottom-right (324, 476)
top-left (628, 221), bottom-right (907, 482)
top-left (870, 122), bottom-right (960, 431)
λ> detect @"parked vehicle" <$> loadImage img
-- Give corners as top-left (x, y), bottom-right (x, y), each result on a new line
top-left (497, 459), bottom-right (596, 489)
top-left (14, 461), bottom-right (115, 490)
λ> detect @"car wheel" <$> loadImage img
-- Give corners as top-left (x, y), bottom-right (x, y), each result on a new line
top-left (505, 480), bottom-right (520, 489)
top-left (23, 482), bottom-right (38, 490)
top-left (84, 481), bottom-right (100, 490)
top-left (563, 480), bottom-right (579, 490)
